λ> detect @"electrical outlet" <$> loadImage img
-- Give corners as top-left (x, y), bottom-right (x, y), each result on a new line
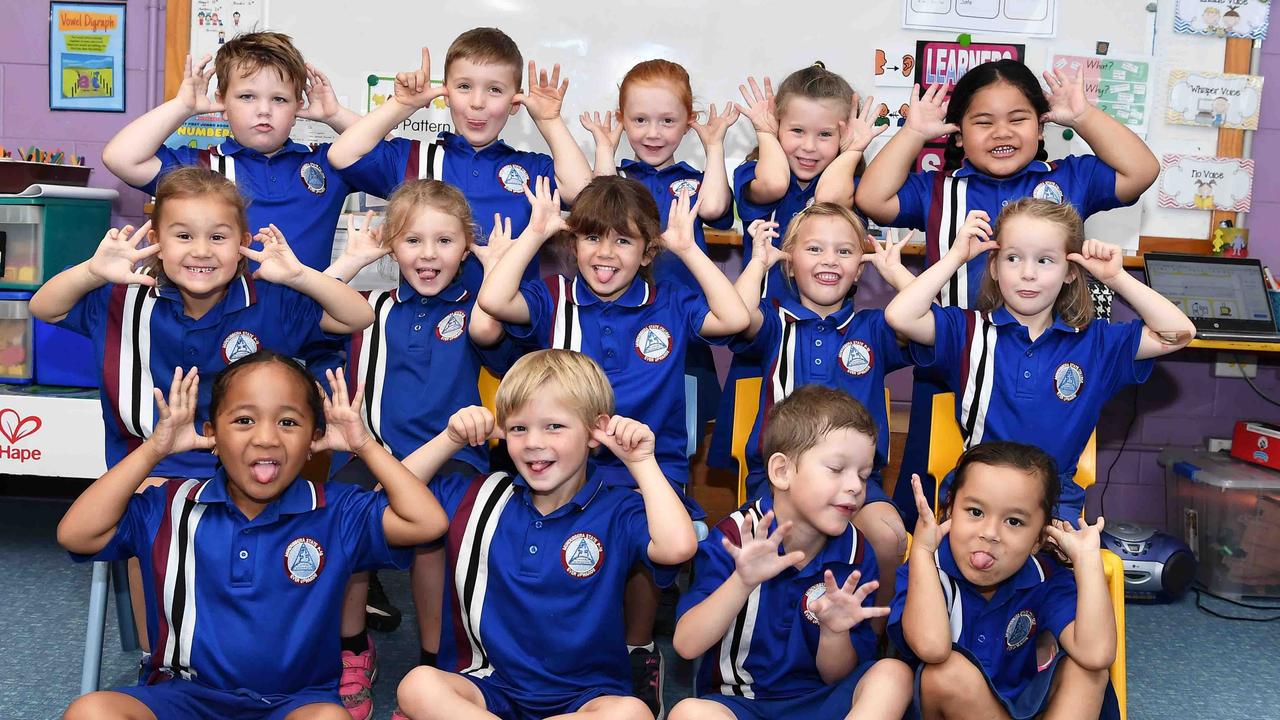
top-left (1207, 437), bottom-right (1233, 453)
top-left (1214, 353), bottom-right (1258, 378)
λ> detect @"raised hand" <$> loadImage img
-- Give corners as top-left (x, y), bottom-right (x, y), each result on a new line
top-left (808, 569), bottom-right (890, 633)
top-left (312, 368), bottom-right (372, 454)
top-left (903, 84), bottom-right (958, 140)
top-left (1067, 239), bottom-right (1123, 283)
top-left (1045, 516), bottom-right (1105, 564)
top-left (471, 213), bottom-right (515, 272)
top-left (147, 366), bottom-right (214, 457)
top-left (746, 219), bottom-right (786, 269)
top-left (724, 510), bottom-right (806, 588)
top-left (948, 210), bottom-right (997, 263)
top-left (297, 64), bottom-right (342, 122)
top-left (590, 415), bottom-right (655, 464)
top-left (243, 224), bottom-right (306, 284)
top-left (517, 61), bottom-right (570, 122)
top-left (394, 48), bottom-right (446, 110)
top-left (910, 474), bottom-right (951, 554)
top-left (660, 187), bottom-right (703, 255)
top-left (446, 405), bottom-right (501, 447)
top-left (863, 229), bottom-right (913, 275)
top-left (341, 211), bottom-right (391, 270)
top-left (175, 54), bottom-right (223, 115)
top-left (691, 102), bottom-right (742, 146)
top-left (579, 110), bottom-right (623, 151)
top-left (736, 76), bottom-right (778, 136)
top-left (1041, 67), bottom-right (1091, 127)
top-left (838, 92), bottom-right (889, 153)
top-left (85, 222), bottom-right (160, 286)
top-left (521, 176), bottom-right (567, 241)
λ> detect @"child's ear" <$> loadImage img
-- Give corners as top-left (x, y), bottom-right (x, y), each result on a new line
top-left (641, 240), bottom-right (659, 267)
top-left (953, 131), bottom-right (963, 149)
top-left (508, 95), bottom-right (522, 116)
top-left (851, 258), bottom-right (867, 282)
top-left (202, 422), bottom-right (216, 454)
top-left (586, 413), bottom-right (610, 449)
top-left (766, 452), bottom-right (794, 493)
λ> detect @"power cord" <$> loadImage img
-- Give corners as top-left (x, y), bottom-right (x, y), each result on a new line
top-left (1099, 388), bottom-right (1140, 519)
top-left (1228, 353), bottom-right (1280, 407)
top-left (1193, 583), bottom-right (1280, 622)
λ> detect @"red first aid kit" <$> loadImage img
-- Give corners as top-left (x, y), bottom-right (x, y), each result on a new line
top-left (1232, 421), bottom-right (1280, 472)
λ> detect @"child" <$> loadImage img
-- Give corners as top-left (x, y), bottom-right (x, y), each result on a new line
top-left (477, 176), bottom-right (748, 716)
top-left (322, 180), bottom-right (520, 718)
top-left (327, 29), bottom-right (593, 284)
top-left (59, 352), bottom-right (447, 720)
top-left (102, 32), bottom-right (399, 272)
top-left (855, 60), bottom-right (1160, 524)
top-left (884, 200), bottom-right (1194, 520)
top-left (732, 203), bottom-right (917, 620)
top-left (670, 385), bottom-right (912, 720)
top-left (891, 443), bottom-right (1120, 719)
top-left (395, 349), bottom-right (698, 720)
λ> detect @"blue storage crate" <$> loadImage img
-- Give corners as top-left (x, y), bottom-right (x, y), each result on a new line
top-left (34, 318), bottom-right (96, 387)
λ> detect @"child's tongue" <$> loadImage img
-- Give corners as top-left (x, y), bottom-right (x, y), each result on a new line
top-left (250, 462), bottom-right (279, 485)
top-left (971, 551), bottom-right (996, 571)
top-left (592, 266), bottom-right (617, 284)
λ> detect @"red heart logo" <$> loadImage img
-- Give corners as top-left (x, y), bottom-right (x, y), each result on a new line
top-left (0, 408), bottom-right (42, 444)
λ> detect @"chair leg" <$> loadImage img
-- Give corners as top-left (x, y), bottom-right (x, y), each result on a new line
top-left (80, 561), bottom-right (110, 695)
top-left (111, 560), bottom-right (140, 652)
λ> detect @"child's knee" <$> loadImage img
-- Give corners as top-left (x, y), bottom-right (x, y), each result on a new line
top-left (668, 698), bottom-right (713, 720)
top-left (589, 695), bottom-right (653, 719)
top-left (920, 651), bottom-right (975, 698)
top-left (868, 657), bottom-right (914, 686)
top-left (64, 691), bottom-right (149, 720)
top-left (282, 703), bottom-right (350, 720)
top-left (397, 665), bottom-right (450, 708)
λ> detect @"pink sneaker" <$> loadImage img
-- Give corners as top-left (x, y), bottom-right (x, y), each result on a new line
top-left (340, 636), bottom-right (378, 720)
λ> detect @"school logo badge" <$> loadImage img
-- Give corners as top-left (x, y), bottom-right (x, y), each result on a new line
top-left (634, 324), bottom-right (672, 363)
top-left (497, 163), bottom-right (530, 194)
top-left (1054, 362), bottom-right (1084, 402)
top-left (299, 162), bottom-right (327, 195)
top-left (561, 532), bottom-right (604, 578)
top-left (1005, 609), bottom-right (1037, 650)
top-left (801, 582), bottom-right (827, 625)
top-left (838, 340), bottom-right (874, 376)
top-left (436, 310), bottom-right (466, 341)
top-left (284, 536), bottom-right (325, 584)
top-left (221, 330), bottom-right (260, 364)
top-left (669, 178), bottom-right (700, 197)
top-left (1032, 180), bottom-right (1064, 204)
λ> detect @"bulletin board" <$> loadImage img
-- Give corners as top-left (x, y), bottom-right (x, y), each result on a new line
top-left (161, 0), bottom-right (1262, 259)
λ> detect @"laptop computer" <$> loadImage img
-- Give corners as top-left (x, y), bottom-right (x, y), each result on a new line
top-left (1143, 252), bottom-right (1280, 342)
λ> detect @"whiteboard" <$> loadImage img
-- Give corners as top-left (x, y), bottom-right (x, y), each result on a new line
top-left (263, 0), bottom-right (1240, 244)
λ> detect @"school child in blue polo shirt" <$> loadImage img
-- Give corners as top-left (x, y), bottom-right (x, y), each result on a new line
top-left (327, 28), bottom-right (594, 285)
top-left (891, 443), bottom-right (1120, 720)
top-left (102, 32), bottom-right (398, 272)
top-left (855, 59), bottom-right (1160, 526)
top-left (59, 351), bottom-right (447, 720)
top-left (395, 349), bottom-right (698, 720)
top-left (478, 176), bottom-right (748, 716)
top-left (670, 386), bottom-right (912, 720)
top-left (731, 203), bottom-right (917, 624)
top-left (322, 179), bottom-right (520, 719)
top-left (884, 200), bottom-right (1194, 520)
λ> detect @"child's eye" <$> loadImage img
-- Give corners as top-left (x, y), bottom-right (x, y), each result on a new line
top-left (456, 83), bottom-right (470, 91)
top-left (616, 236), bottom-right (633, 246)
top-left (806, 245), bottom-right (821, 254)
top-left (584, 235), bottom-right (600, 243)
top-left (405, 236), bottom-right (420, 245)
top-left (211, 234), bottom-right (225, 242)
top-left (790, 128), bottom-right (804, 135)
top-left (820, 130), bottom-right (834, 137)
top-left (280, 418), bottom-right (299, 427)
top-left (662, 118), bottom-right (676, 126)
top-left (489, 86), bottom-right (503, 95)
top-left (273, 96), bottom-right (288, 103)
top-left (633, 118), bottom-right (646, 125)
top-left (838, 248), bottom-right (853, 256)
top-left (547, 423), bottom-right (564, 431)
top-left (507, 424), bottom-right (525, 433)
top-left (232, 416), bottom-right (253, 426)
top-left (1007, 517), bottom-right (1025, 527)
top-left (1038, 256), bottom-right (1054, 265)
top-left (1004, 254), bottom-right (1020, 263)
top-left (176, 232), bottom-right (192, 241)
top-left (438, 236), bottom-right (453, 245)
top-left (826, 465), bottom-right (843, 474)
top-left (238, 94), bottom-right (252, 101)
top-left (966, 507), bottom-right (983, 518)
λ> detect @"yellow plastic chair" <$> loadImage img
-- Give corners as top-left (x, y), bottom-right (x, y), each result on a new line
top-left (924, 392), bottom-right (1125, 719)
top-left (479, 368), bottom-right (501, 447)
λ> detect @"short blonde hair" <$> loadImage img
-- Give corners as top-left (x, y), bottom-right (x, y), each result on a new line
top-left (777, 202), bottom-right (869, 291)
top-left (495, 350), bottom-right (614, 429)
top-left (381, 180), bottom-right (477, 248)
top-left (445, 27), bottom-right (523, 88)
top-left (214, 31), bottom-right (307, 100)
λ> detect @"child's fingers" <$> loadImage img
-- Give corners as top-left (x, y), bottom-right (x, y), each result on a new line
top-left (129, 221), bottom-right (153, 245)
top-left (851, 579), bottom-right (881, 603)
top-left (863, 606), bottom-right (892, 619)
top-left (824, 569), bottom-right (843, 595)
top-left (769, 518), bottom-right (792, 546)
top-left (910, 474), bottom-right (932, 520)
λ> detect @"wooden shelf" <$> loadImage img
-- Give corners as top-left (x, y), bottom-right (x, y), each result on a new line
top-left (1188, 339), bottom-right (1280, 353)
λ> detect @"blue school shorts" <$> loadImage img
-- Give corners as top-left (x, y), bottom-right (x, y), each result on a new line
top-left (116, 677), bottom-right (338, 720)
top-left (464, 674), bottom-right (616, 720)
top-left (702, 659), bottom-right (874, 719)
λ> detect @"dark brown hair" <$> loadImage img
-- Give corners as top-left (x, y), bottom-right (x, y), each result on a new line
top-left (208, 349), bottom-right (325, 433)
top-left (945, 441), bottom-right (1059, 524)
top-left (762, 384), bottom-right (877, 463)
top-left (147, 166), bottom-right (250, 282)
top-left (445, 27), bottom-right (523, 88)
top-left (943, 59), bottom-right (1050, 172)
top-left (565, 176), bottom-right (663, 280)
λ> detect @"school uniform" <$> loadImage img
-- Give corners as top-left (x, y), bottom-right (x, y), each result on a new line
top-left (72, 472), bottom-right (410, 717)
top-left (889, 155), bottom-right (1132, 526)
top-left (430, 470), bottom-right (679, 719)
top-left (914, 304), bottom-right (1153, 519)
top-left (679, 496), bottom-right (880, 718)
top-left (505, 274), bottom-right (711, 506)
top-left (57, 276), bottom-right (329, 479)
top-left (732, 294), bottom-right (911, 500)
top-left (887, 542), bottom-right (1120, 720)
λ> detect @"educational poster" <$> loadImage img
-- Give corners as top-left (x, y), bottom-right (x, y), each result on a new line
top-left (365, 74), bottom-right (453, 142)
top-left (873, 43), bottom-right (917, 88)
top-left (48, 2), bottom-right (126, 112)
top-left (163, 112), bottom-right (231, 150)
top-left (1158, 154), bottom-right (1255, 212)
top-left (1049, 53), bottom-right (1153, 136)
top-left (1166, 70), bottom-right (1264, 130)
top-left (903, 0), bottom-right (1059, 38)
top-left (191, 0), bottom-right (263, 66)
top-left (1174, 0), bottom-right (1271, 40)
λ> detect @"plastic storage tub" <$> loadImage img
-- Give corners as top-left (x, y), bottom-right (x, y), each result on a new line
top-left (0, 291), bottom-right (34, 384)
top-left (1160, 447), bottom-right (1280, 600)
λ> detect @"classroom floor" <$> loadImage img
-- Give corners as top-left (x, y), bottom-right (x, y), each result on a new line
top-left (4, 497), bottom-right (1279, 720)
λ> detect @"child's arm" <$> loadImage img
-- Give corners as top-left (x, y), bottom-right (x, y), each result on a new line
top-left (735, 76), bottom-right (789, 204)
top-left (243, 224), bottom-right (375, 333)
top-left (593, 416), bottom-right (697, 565)
top-left (476, 177), bottom-right (565, 325)
top-left (809, 569), bottom-right (888, 683)
top-left (815, 93), bottom-right (888, 208)
top-left (856, 84), bottom-right (958, 226)
top-left (57, 367), bottom-right (212, 554)
top-left (663, 190), bottom-right (750, 336)
top-left (901, 475), bottom-right (956, 663)
top-left (1042, 69), bottom-right (1159, 203)
top-left (689, 103), bottom-right (741, 220)
top-left (328, 48), bottom-right (444, 171)
top-left (399, 406), bottom-right (500, 482)
top-left (1067, 239), bottom-right (1194, 358)
top-left (579, 111), bottom-right (622, 177)
top-left (863, 229), bottom-right (918, 293)
top-left (30, 223), bottom-right (159, 324)
top-left (884, 210), bottom-right (996, 345)
top-left (1045, 517), bottom-right (1117, 671)
top-left (734, 219), bottom-right (785, 341)
top-left (324, 211), bottom-right (391, 282)
top-left (672, 510), bottom-right (806, 659)
top-left (468, 215), bottom-right (517, 346)
top-left (297, 64), bottom-right (363, 134)
top-left (517, 62), bottom-right (593, 202)
top-left (320, 370), bottom-right (448, 546)
top-left (102, 55), bottom-right (224, 187)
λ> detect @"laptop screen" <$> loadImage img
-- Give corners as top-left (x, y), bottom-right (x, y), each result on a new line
top-left (1142, 253), bottom-right (1276, 334)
